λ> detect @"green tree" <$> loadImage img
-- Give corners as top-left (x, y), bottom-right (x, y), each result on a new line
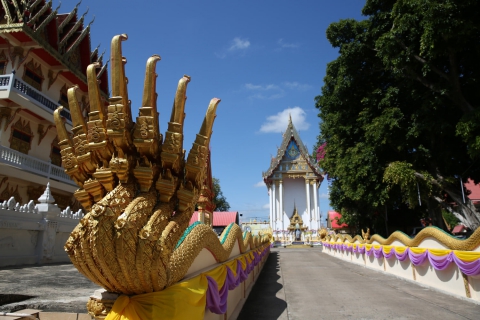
top-left (316, 0), bottom-right (480, 233)
top-left (213, 177), bottom-right (230, 211)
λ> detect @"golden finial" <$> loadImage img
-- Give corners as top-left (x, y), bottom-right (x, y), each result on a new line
top-left (172, 75), bottom-right (190, 125)
top-left (67, 86), bottom-right (87, 133)
top-left (53, 106), bottom-right (70, 144)
top-left (111, 34), bottom-right (128, 105)
top-left (199, 98), bottom-right (221, 139)
top-left (86, 62), bottom-right (105, 125)
top-left (141, 55), bottom-right (161, 109)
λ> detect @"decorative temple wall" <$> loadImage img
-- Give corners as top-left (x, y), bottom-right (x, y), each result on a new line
top-left (0, 184), bottom-right (82, 267)
top-left (321, 228), bottom-right (480, 302)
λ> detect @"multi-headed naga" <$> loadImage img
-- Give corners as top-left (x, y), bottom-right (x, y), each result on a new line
top-left (53, 35), bottom-right (245, 295)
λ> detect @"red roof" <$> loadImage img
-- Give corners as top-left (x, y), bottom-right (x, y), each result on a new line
top-left (213, 212), bottom-right (238, 226)
top-left (328, 211), bottom-right (348, 229)
top-left (189, 211), bottom-right (239, 227)
top-left (189, 212), bottom-right (199, 226)
top-left (466, 179), bottom-right (480, 202)
top-left (452, 225), bottom-right (466, 234)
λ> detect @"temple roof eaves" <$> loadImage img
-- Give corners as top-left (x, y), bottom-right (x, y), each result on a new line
top-left (262, 119), bottom-right (323, 182)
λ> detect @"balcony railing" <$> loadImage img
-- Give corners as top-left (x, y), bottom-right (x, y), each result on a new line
top-left (0, 74), bottom-right (71, 122)
top-left (0, 145), bottom-right (76, 186)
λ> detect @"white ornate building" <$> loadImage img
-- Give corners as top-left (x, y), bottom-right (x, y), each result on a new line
top-left (0, 2), bottom-right (109, 209)
top-left (262, 117), bottom-right (324, 235)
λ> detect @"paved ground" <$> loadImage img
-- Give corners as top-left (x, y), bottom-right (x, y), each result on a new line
top-left (1, 249), bottom-right (480, 319)
top-left (0, 263), bottom-right (100, 313)
top-left (238, 247), bottom-right (480, 320)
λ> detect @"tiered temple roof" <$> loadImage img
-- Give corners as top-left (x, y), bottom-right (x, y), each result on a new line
top-left (262, 115), bottom-right (323, 182)
top-left (0, 0), bottom-right (108, 95)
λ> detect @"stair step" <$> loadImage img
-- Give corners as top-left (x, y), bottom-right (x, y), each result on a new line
top-left (38, 312), bottom-right (91, 320)
top-left (0, 309), bottom-right (41, 320)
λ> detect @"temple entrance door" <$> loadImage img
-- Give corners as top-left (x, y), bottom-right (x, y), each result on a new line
top-left (295, 223), bottom-right (301, 241)
top-left (288, 206), bottom-right (307, 243)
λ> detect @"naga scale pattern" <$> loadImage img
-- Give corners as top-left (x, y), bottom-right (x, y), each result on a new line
top-left (56, 34), bottom-right (269, 295)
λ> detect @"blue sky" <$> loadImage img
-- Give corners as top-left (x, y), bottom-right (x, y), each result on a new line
top-left (54, 1), bottom-right (365, 222)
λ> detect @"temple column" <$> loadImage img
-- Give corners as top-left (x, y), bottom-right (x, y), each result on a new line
top-left (269, 183), bottom-right (274, 228)
top-left (305, 179), bottom-right (311, 226)
top-left (313, 180), bottom-right (319, 229)
top-left (273, 181), bottom-right (278, 226)
top-left (279, 179), bottom-right (283, 230)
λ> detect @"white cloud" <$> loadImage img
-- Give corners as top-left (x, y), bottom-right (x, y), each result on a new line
top-left (249, 92), bottom-right (285, 100)
top-left (215, 37), bottom-right (251, 58)
top-left (229, 37), bottom-right (250, 51)
top-left (254, 181), bottom-right (265, 188)
top-left (319, 193), bottom-right (329, 199)
top-left (282, 81), bottom-right (312, 91)
top-left (243, 82), bottom-right (311, 100)
top-left (276, 38), bottom-right (300, 50)
top-left (262, 203), bottom-right (270, 209)
top-left (245, 83), bottom-right (284, 99)
top-left (245, 83), bottom-right (280, 91)
top-left (260, 107), bottom-right (310, 133)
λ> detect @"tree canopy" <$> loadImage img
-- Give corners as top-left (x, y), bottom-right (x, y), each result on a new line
top-left (212, 177), bottom-right (230, 212)
top-left (316, 0), bottom-right (480, 235)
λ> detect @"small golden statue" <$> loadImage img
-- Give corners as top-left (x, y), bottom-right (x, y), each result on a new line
top-left (362, 228), bottom-right (370, 242)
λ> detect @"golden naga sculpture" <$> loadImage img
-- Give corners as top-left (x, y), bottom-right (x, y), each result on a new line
top-left (324, 227), bottom-right (480, 251)
top-left (54, 35), bottom-right (268, 295)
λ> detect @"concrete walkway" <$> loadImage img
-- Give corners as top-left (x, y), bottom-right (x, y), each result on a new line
top-left (2, 249), bottom-right (480, 319)
top-left (237, 247), bottom-right (480, 320)
top-left (0, 263), bottom-right (100, 313)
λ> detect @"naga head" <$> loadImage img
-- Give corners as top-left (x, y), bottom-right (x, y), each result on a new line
top-left (55, 35), bottom-right (222, 295)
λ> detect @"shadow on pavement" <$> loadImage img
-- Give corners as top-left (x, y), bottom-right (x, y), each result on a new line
top-left (237, 251), bottom-right (287, 320)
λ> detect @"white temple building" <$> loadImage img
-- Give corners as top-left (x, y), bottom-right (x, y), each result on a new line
top-left (262, 116), bottom-right (324, 238)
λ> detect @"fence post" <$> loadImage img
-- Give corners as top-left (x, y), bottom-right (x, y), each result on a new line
top-left (35, 182), bottom-right (61, 263)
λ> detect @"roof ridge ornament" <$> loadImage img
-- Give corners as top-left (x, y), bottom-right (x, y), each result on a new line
top-left (58, 0), bottom-right (81, 33)
top-left (38, 182), bottom-right (55, 204)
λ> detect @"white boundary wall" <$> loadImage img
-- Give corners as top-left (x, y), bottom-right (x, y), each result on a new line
top-left (322, 239), bottom-right (480, 303)
top-left (0, 184), bottom-right (82, 267)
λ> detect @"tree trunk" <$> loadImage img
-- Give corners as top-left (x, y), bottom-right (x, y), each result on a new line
top-left (427, 197), bottom-right (445, 230)
top-left (414, 171), bottom-right (480, 230)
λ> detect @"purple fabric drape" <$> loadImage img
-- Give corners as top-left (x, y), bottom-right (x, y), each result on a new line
top-left (452, 254), bottom-right (480, 276)
top-left (382, 248), bottom-right (395, 259)
top-left (205, 276), bottom-right (228, 314)
top-left (365, 246), bottom-right (373, 257)
top-left (206, 245), bottom-right (270, 314)
top-left (373, 246), bottom-right (383, 259)
top-left (408, 249), bottom-right (428, 266)
top-left (236, 259), bottom-right (248, 282)
top-left (394, 248), bottom-right (410, 261)
top-left (323, 241), bottom-right (480, 276)
top-left (427, 252), bottom-right (453, 270)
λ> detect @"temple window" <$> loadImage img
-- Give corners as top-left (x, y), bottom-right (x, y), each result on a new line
top-left (50, 137), bottom-right (62, 167)
top-left (0, 183), bottom-right (22, 203)
top-left (22, 59), bottom-right (44, 91)
top-left (9, 118), bottom-right (33, 154)
top-left (11, 129), bottom-right (32, 154)
top-left (0, 50), bottom-right (8, 75)
top-left (59, 84), bottom-right (69, 110)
